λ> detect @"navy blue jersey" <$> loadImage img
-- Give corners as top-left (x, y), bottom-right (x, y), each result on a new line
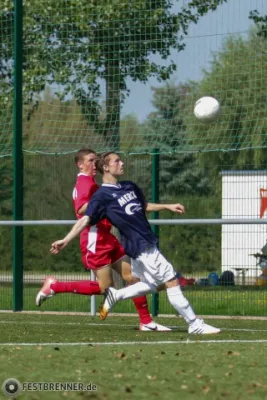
top-left (85, 181), bottom-right (158, 258)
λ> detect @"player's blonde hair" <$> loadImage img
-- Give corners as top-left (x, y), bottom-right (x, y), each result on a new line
top-left (95, 152), bottom-right (118, 175)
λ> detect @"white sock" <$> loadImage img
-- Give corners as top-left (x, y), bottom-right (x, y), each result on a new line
top-left (115, 282), bottom-right (154, 301)
top-left (166, 286), bottom-right (197, 325)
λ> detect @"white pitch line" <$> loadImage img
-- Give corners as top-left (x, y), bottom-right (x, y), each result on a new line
top-left (2, 311), bottom-right (267, 321)
top-left (0, 321), bottom-right (161, 328)
top-left (1, 340), bottom-right (267, 346)
top-left (1, 320), bottom-right (267, 333)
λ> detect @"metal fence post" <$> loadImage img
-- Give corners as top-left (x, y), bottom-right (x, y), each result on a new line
top-left (151, 149), bottom-right (159, 316)
top-left (13, 0), bottom-right (24, 311)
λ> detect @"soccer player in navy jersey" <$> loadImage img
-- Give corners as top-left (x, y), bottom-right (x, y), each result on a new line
top-left (37, 148), bottom-right (170, 331)
top-left (51, 152), bottom-right (220, 335)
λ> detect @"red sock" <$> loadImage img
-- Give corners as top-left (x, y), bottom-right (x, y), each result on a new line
top-left (50, 281), bottom-right (101, 295)
top-left (132, 296), bottom-right (152, 324)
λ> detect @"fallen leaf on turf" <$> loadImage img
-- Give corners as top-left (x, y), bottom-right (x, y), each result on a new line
top-left (147, 375), bottom-right (157, 380)
top-left (115, 352), bottom-right (126, 359)
top-left (227, 351), bottom-right (240, 356)
top-left (252, 382), bottom-right (267, 389)
top-left (202, 386), bottom-right (210, 394)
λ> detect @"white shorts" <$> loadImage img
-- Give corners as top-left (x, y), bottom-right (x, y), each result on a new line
top-left (131, 246), bottom-right (176, 288)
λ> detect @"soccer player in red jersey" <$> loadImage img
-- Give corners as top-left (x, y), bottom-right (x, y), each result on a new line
top-left (50, 152), bottom-right (221, 335)
top-left (36, 149), bottom-right (170, 331)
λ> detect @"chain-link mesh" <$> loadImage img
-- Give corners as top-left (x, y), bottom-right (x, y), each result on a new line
top-left (2, 1), bottom-right (267, 155)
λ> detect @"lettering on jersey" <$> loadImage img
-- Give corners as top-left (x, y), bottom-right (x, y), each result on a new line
top-left (118, 191), bottom-right (137, 207)
top-left (72, 188), bottom-right (77, 200)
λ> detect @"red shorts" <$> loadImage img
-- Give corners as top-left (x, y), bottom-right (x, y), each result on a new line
top-left (81, 234), bottom-right (125, 270)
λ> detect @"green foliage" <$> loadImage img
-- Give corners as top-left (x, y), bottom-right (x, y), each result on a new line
top-left (147, 195), bottom-right (221, 273)
top-left (0, 0), bottom-right (227, 153)
top-left (249, 9), bottom-right (267, 38)
top-left (130, 84), bottom-right (213, 199)
top-left (22, 154), bottom-right (82, 272)
top-left (23, 226), bottom-right (81, 272)
top-left (0, 157), bottom-right (12, 217)
top-left (183, 28), bottom-right (267, 162)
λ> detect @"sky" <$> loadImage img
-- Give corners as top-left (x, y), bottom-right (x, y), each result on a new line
top-left (121, 0), bottom-right (267, 121)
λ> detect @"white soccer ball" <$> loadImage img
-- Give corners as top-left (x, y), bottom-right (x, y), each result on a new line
top-left (194, 96), bottom-right (220, 122)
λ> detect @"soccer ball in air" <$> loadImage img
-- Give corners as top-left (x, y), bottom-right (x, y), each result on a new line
top-left (194, 96), bottom-right (220, 122)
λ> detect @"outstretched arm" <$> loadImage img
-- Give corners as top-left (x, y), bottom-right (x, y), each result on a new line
top-left (145, 202), bottom-right (185, 214)
top-left (50, 215), bottom-right (91, 254)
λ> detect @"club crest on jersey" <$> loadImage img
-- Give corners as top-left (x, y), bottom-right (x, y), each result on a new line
top-left (125, 202), bottom-right (142, 215)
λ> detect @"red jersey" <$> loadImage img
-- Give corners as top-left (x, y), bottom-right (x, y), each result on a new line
top-left (72, 173), bottom-right (121, 269)
top-left (73, 174), bottom-right (98, 220)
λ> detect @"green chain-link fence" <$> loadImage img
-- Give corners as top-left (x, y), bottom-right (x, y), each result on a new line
top-left (1, 0), bottom-right (267, 315)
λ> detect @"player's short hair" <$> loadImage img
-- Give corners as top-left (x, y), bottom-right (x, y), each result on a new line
top-left (96, 151), bottom-right (118, 175)
top-left (74, 148), bottom-right (96, 165)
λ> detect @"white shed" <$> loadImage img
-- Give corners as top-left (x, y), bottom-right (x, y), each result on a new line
top-left (221, 170), bottom-right (267, 282)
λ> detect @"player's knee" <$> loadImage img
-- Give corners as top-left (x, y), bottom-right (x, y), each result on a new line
top-left (164, 277), bottom-right (179, 288)
top-left (124, 273), bottom-right (139, 285)
top-left (98, 278), bottom-right (113, 293)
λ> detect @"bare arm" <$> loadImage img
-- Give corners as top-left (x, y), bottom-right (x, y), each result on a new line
top-left (145, 202), bottom-right (185, 214)
top-left (77, 202), bottom-right (88, 215)
top-left (50, 215), bottom-right (91, 254)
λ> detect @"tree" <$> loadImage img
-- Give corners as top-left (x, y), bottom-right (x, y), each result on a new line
top-left (249, 9), bottom-right (267, 38)
top-left (141, 83), bottom-right (212, 198)
top-left (182, 28), bottom-right (267, 171)
top-left (0, 0), bottom-right (227, 152)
